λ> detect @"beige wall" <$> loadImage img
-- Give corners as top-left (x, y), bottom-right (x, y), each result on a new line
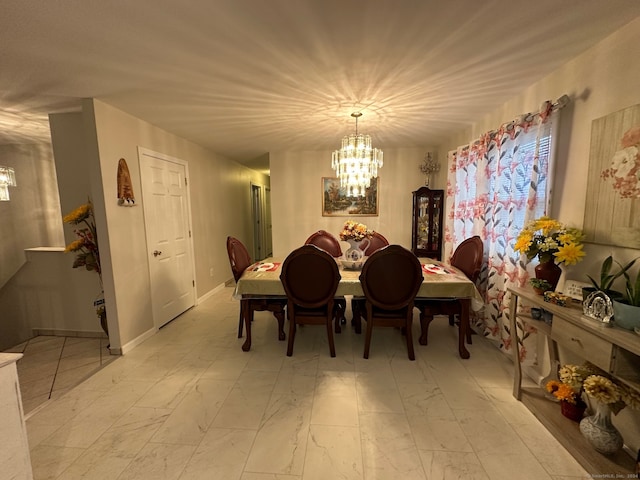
top-left (62, 99), bottom-right (269, 351)
top-left (270, 147), bottom-right (436, 257)
top-left (438, 16), bottom-right (640, 452)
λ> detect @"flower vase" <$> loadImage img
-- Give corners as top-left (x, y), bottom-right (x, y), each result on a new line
top-left (94, 291), bottom-right (108, 337)
top-left (344, 238), bottom-right (369, 262)
top-left (560, 400), bottom-right (586, 422)
top-left (579, 401), bottom-right (623, 454)
top-left (535, 259), bottom-right (562, 291)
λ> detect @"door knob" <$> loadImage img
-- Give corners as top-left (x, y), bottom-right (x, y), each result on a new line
top-left (153, 250), bottom-right (162, 257)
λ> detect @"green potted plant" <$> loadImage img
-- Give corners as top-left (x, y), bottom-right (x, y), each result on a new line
top-left (529, 278), bottom-right (552, 295)
top-left (583, 256), bottom-right (636, 302)
top-left (612, 268), bottom-right (640, 331)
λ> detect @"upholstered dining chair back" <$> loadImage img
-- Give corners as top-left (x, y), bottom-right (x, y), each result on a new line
top-left (280, 244), bottom-right (341, 357)
top-left (227, 236), bottom-right (252, 283)
top-left (361, 231), bottom-right (389, 256)
top-left (226, 236), bottom-right (286, 342)
top-left (304, 230), bottom-right (343, 258)
top-left (304, 229), bottom-right (347, 327)
top-left (359, 245), bottom-right (423, 360)
top-left (450, 235), bottom-right (483, 283)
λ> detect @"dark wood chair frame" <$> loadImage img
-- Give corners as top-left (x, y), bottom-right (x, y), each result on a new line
top-left (280, 244), bottom-right (341, 357)
top-left (415, 235), bottom-right (483, 347)
top-left (359, 245), bottom-right (423, 360)
top-left (351, 231), bottom-right (390, 330)
top-left (226, 236), bottom-right (286, 351)
top-left (304, 230), bottom-right (347, 329)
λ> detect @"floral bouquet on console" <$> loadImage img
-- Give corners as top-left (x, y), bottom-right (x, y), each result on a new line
top-left (514, 216), bottom-right (585, 266)
top-left (63, 200), bottom-right (101, 281)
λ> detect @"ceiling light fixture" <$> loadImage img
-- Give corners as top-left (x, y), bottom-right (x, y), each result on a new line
top-left (0, 166), bottom-right (16, 201)
top-left (331, 112), bottom-right (383, 197)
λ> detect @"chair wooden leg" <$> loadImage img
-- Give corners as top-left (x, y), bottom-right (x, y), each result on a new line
top-left (334, 302), bottom-right (343, 334)
top-left (326, 315), bottom-right (336, 357)
top-left (405, 314), bottom-right (415, 361)
top-left (241, 301), bottom-right (252, 352)
top-left (448, 314), bottom-right (455, 326)
top-left (286, 308), bottom-right (296, 356)
top-left (363, 307), bottom-right (373, 359)
top-left (237, 302), bottom-right (244, 338)
top-left (418, 311), bottom-right (434, 346)
top-left (273, 309), bottom-right (286, 341)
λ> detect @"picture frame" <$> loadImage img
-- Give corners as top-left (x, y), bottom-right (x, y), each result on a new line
top-left (583, 103), bottom-right (640, 249)
top-left (322, 177), bottom-right (379, 217)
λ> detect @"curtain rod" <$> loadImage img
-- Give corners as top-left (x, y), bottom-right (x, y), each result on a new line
top-left (458, 94), bottom-right (571, 149)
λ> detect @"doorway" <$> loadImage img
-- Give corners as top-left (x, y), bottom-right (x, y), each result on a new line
top-left (138, 147), bottom-right (196, 329)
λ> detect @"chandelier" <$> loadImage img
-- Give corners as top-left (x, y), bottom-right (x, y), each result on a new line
top-left (331, 112), bottom-right (383, 197)
top-left (0, 166), bottom-right (16, 201)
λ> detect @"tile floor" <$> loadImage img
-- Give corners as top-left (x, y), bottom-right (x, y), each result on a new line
top-left (5, 335), bottom-right (114, 415)
top-left (22, 286), bottom-right (591, 480)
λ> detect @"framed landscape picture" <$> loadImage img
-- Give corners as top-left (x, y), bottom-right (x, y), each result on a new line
top-left (322, 177), bottom-right (379, 217)
top-left (583, 103), bottom-right (640, 249)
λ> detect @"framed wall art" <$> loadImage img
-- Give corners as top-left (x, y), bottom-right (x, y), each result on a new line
top-left (322, 177), bottom-right (379, 217)
top-left (583, 103), bottom-right (640, 249)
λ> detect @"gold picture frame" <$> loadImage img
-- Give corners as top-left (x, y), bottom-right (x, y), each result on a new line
top-left (583, 103), bottom-right (640, 249)
top-left (322, 177), bottom-right (379, 217)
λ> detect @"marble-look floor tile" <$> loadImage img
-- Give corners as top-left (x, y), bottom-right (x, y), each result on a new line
top-left (311, 390), bottom-right (359, 426)
top-left (359, 412), bottom-right (427, 480)
top-left (244, 393), bottom-right (313, 475)
top-left (29, 444), bottom-right (85, 480)
top-left (515, 423), bottom-right (590, 477)
top-left (179, 428), bottom-right (256, 480)
top-left (241, 474), bottom-right (300, 480)
top-left (478, 450), bottom-right (553, 480)
top-left (150, 378), bottom-right (234, 445)
top-left (409, 415), bottom-right (473, 452)
top-left (418, 450), bottom-right (490, 480)
top-left (116, 443), bottom-right (196, 480)
top-left (303, 424), bottom-right (363, 480)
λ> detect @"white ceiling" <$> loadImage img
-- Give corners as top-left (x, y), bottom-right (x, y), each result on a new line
top-left (2, 1), bottom-right (639, 173)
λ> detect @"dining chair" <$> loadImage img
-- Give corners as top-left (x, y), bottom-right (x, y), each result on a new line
top-left (351, 231), bottom-right (390, 330)
top-left (304, 229), bottom-right (347, 327)
top-left (360, 231), bottom-right (389, 256)
top-left (226, 236), bottom-right (286, 341)
top-left (359, 245), bottom-right (423, 360)
top-left (280, 244), bottom-right (341, 357)
top-left (415, 235), bottom-right (483, 345)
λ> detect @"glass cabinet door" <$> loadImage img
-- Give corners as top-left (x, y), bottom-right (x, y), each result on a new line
top-left (412, 187), bottom-right (444, 260)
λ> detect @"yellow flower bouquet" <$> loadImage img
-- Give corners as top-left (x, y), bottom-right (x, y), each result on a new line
top-left (514, 216), bottom-right (585, 265)
top-left (63, 200), bottom-right (101, 283)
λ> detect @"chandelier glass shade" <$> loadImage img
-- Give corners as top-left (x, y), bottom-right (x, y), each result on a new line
top-left (331, 113), bottom-right (383, 197)
top-left (0, 166), bottom-right (16, 201)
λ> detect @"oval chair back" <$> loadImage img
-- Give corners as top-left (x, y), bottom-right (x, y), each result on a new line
top-left (280, 244), bottom-right (341, 357)
top-left (304, 230), bottom-right (343, 257)
top-left (359, 245), bottom-right (423, 360)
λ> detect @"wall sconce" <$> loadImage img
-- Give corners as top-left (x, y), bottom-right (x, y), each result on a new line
top-left (0, 166), bottom-right (17, 201)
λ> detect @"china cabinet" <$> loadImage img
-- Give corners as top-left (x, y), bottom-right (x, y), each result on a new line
top-left (411, 186), bottom-right (444, 260)
top-left (508, 287), bottom-right (639, 475)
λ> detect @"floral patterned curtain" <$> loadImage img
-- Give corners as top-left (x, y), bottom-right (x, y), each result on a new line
top-left (444, 101), bottom-right (558, 363)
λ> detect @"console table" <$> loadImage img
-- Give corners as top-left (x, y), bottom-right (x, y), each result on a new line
top-left (508, 287), bottom-right (639, 475)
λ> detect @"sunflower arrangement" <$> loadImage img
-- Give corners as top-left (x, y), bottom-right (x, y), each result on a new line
top-left (63, 200), bottom-right (101, 284)
top-left (546, 364), bottom-right (592, 405)
top-left (547, 363), bottom-right (640, 414)
top-left (514, 216), bottom-right (585, 265)
top-left (339, 220), bottom-right (374, 241)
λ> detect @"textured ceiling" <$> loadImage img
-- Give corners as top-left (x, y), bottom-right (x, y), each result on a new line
top-left (1, 1), bottom-right (640, 173)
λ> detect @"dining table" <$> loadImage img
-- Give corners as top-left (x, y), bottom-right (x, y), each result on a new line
top-left (233, 256), bottom-right (483, 359)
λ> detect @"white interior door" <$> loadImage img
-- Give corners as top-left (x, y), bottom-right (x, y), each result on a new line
top-left (251, 184), bottom-right (264, 260)
top-left (139, 147), bottom-right (195, 329)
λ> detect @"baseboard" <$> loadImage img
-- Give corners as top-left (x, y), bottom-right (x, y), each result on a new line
top-left (197, 282), bottom-right (227, 304)
top-left (111, 326), bottom-right (157, 355)
top-left (32, 328), bottom-right (107, 339)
